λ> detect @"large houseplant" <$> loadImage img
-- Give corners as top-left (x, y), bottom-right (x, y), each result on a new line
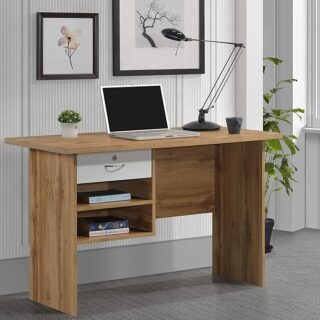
top-left (263, 57), bottom-right (304, 253)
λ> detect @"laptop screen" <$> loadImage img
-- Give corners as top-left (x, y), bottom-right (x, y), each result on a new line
top-left (101, 85), bottom-right (169, 133)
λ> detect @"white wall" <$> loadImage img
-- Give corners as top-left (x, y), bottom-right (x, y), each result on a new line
top-left (0, 237), bottom-right (212, 296)
top-left (263, 0), bottom-right (307, 231)
top-left (305, 1), bottom-right (320, 229)
top-left (0, 0), bottom-right (264, 274)
top-left (306, 133), bottom-right (320, 228)
top-left (0, 0), bottom-right (236, 261)
top-left (236, 0), bottom-right (263, 130)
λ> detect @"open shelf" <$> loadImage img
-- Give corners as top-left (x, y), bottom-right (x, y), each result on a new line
top-left (77, 230), bottom-right (154, 245)
top-left (77, 179), bottom-right (155, 244)
top-left (77, 198), bottom-right (153, 212)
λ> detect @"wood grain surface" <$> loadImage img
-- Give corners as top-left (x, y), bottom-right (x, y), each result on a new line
top-left (5, 128), bottom-right (282, 154)
top-left (214, 141), bottom-right (265, 286)
top-left (29, 150), bottom-right (78, 316)
top-left (77, 199), bottom-right (153, 212)
top-left (154, 146), bottom-right (215, 218)
top-left (77, 231), bottom-right (154, 245)
top-left (10, 130), bottom-right (270, 317)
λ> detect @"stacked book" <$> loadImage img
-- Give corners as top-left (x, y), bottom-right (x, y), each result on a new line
top-left (77, 189), bottom-right (131, 204)
top-left (78, 216), bottom-right (129, 237)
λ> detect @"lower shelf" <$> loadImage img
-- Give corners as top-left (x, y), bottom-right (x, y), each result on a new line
top-left (77, 199), bottom-right (153, 212)
top-left (77, 230), bottom-right (154, 245)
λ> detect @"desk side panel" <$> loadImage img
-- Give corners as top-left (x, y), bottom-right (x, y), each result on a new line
top-left (214, 141), bottom-right (265, 286)
top-left (154, 146), bottom-right (215, 218)
top-left (29, 150), bottom-right (77, 316)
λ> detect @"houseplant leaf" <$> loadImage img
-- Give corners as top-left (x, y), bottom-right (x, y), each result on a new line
top-left (266, 139), bottom-right (282, 152)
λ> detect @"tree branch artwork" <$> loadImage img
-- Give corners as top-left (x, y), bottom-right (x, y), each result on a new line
top-left (58, 26), bottom-right (81, 69)
top-left (136, 0), bottom-right (179, 48)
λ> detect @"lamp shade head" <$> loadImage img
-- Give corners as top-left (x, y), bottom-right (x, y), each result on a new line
top-left (161, 28), bottom-right (187, 41)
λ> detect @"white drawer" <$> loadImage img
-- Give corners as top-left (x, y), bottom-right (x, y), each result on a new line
top-left (77, 150), bottom-right (152, 184)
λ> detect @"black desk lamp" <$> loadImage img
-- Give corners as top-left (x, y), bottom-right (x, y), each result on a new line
top-left (162, 28), bottom-right (245, 131)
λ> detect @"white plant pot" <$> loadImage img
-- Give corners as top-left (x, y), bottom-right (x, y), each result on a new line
top-left (60, 122), bottom-right (80, 139)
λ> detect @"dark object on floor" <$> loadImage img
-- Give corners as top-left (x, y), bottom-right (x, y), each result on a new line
top-left (265, 218), bottom-right (275, 253)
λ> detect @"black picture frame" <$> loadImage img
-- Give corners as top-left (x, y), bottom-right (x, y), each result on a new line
top-left (37, 12), bottom-right (99, 80)
top-left (113, 0), bottom-right (205, 76)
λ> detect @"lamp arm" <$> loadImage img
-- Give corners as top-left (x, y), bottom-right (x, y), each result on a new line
top-left (208, 47), bottom-right (244, 109)
top-left (187, 38), bottom-right (245, 48)
top-left (199, 47), bottom-right (236, 111)
top-left (200, 46), bottom-right (244, 113)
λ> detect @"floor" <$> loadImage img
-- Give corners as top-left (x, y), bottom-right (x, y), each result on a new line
top-left (0, 229), bottom-right (320, 320)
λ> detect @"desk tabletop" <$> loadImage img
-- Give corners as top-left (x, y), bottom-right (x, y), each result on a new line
top-left (5, 128), bottom-right (282, 154)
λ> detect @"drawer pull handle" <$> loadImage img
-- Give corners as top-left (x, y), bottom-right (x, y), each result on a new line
top-left (104, 164), bottom-right (126, 173)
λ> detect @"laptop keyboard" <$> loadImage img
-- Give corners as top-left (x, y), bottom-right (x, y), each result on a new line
top-left (112, 129), bottom-right (199, 140)
top-left (129, 130), bottom-right (180, 136)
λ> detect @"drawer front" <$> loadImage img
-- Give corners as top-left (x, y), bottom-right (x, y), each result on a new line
top-left (77, 150), bottom-right (152, 184)
top-left (154, 146), bottom-right (215, 218)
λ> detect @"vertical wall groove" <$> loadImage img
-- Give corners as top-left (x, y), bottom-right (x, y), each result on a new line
top-left (0, 0), bottom-right (24, 259)
top-left (21, 0), bottom-right (31, 248)
top-left (0, 0), bottom-right (236, 260)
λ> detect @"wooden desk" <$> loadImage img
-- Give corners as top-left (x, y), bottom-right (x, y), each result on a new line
top-left (5, 128), bottom-right (281, 316)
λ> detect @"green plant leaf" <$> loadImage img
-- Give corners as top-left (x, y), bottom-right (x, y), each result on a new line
top-left (278, 180), bottom-right (293, 195)
top-left (282, 136), bottom-right (297, 155)
top-left (291, 108), bottom-right (305, 119)
top-left (264, 93), bottom-right (273, 104)
top-left (270, 87), bottom-right (283, 95)
top-left (291, 108), bottom-right (305, 114)
top-left (271, 109), bottom-right (282, 116)
top-left (273, 154), bottom-right (289, 160)
top-left (276, 79), bottom-right (297, 86)
top-left (289, 134), bottom-right (298, 140)
top-left (263, 121), bottom-right (280, 132)
top-left (266, 139), bottom-right (282, 151)
top-left (263, 57), bottom-right (283, 65)
top-left (265, 162), bottom-right (276, 176)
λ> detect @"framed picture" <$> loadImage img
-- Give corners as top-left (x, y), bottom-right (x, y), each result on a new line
top-left (113, 0), bottom-right (205, 76)
top-left (37, 12), bottom-right (99, 80)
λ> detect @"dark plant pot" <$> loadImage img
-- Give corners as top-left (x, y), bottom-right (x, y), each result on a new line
top-left (265, 218), bottom-right (274, 253)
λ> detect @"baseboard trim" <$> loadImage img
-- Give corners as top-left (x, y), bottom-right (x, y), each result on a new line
top-left (0, 237), bottom-right (212, 296)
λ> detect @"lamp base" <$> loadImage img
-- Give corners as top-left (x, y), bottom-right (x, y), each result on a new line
top-left (182, 121), bottom-right (221, 131)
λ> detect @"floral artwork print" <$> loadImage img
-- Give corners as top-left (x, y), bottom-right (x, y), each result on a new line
top-left (58, 26), bottom-right (81, 69)
top-left (37, 13), bottom-right (98, 79)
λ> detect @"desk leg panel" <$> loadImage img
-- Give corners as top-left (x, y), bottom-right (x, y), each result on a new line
top-left (29, 150), bottom-right (77, 316)
top-left (214, 141), bottom-right (265, 286)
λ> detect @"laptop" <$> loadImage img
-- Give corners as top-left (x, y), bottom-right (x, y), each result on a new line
top-left (100, 84), bottom-right (200, 141)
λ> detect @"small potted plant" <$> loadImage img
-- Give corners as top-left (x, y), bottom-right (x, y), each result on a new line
top-left (263, 57), bottom-right (304, 253)
top-left (58, 109), bottom-right (82, 139)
